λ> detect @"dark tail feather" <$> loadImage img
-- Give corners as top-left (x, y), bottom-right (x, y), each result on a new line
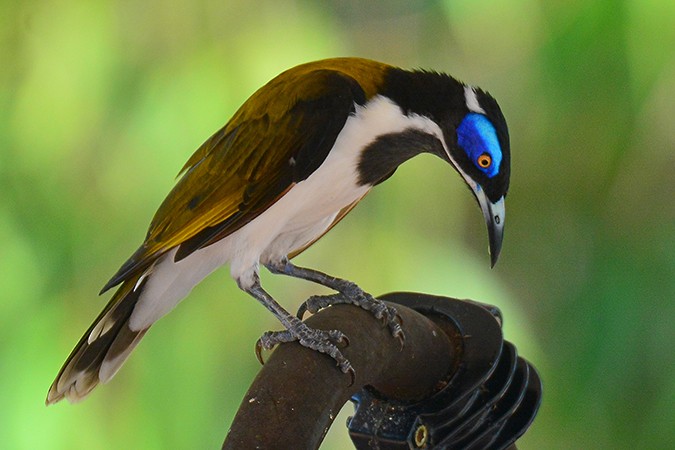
top-left (46, 276), bottom-right (149, 405)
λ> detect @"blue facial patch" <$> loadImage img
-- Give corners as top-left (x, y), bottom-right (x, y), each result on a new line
top-left (457, 113), bottom-right (502, 178)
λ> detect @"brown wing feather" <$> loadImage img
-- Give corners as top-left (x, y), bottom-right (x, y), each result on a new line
top-left (101, 60), bottom-right (389, 293)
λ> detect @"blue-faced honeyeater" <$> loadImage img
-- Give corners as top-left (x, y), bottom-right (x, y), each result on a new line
top-left (47, 57), bottom-right (510, 404)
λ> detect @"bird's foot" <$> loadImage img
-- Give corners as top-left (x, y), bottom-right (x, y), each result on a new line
top-left (255, 322), bottom-right (354, 382)
top-left (297, 286), bottom-right (405, 347)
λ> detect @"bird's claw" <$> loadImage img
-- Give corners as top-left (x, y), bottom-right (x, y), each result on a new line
top-left (254, 339), bottom-right (266, 366)
top-left (390, 314), bottom-right (405, 350)
top-left (296, 292), bottom-right (406, 346)
top-left (296, 302), bottom-right (309, 319)
top-left (254, 325), bottom-right (353, 382)
top-left (296, 294), bottom-right (336, 318)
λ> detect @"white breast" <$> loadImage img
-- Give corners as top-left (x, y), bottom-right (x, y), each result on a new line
top-left (128, 95), bottom-right (443, 330)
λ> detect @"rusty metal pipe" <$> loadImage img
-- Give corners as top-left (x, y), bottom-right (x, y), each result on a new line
top-left (223, 301), bottom-right (457, 449)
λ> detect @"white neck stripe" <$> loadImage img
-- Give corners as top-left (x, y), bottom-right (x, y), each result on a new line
top-left (464, 85), bottom-right (486, 114)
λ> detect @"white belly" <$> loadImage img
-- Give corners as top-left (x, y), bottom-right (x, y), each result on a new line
top-left (129, 95), bottom-right (441, 330)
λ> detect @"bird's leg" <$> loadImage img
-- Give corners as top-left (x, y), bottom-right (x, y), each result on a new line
top-left (265, 259), bottom-right (404, 344)
top-left (242, 276), bottom-right (354, 378)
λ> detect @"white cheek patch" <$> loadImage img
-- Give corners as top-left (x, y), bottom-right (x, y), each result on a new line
top-left (464, 85), bottom-right (486, 114)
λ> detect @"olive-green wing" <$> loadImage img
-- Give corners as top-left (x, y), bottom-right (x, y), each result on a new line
top-left (101, 69), bottom-right (366, 293)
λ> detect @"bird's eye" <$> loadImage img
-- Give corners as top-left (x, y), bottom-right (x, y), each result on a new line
top-left (477, 153), bottom-right (492, 169)
top-left (457, 113), bottom-right (502, 178)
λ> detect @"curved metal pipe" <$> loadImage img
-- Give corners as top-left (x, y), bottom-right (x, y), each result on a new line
top-left (223, 301), bottom-right (457, 449)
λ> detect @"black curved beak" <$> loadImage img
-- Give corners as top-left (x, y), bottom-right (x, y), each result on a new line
top-left (474, 191), bottom-right (505, 268)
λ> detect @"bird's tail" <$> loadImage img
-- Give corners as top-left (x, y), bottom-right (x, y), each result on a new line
top-left (46, 275), bottom-right (150, 405)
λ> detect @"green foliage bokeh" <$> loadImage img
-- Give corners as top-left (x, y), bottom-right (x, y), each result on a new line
top-left (1, 1), bottom-right (674, 449)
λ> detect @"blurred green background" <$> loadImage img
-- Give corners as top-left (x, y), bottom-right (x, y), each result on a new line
top-left (2, 0), bottom-right (673, 448)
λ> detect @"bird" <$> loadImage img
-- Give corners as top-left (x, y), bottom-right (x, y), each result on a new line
top-left (46, 57), bottom-right (510, 404)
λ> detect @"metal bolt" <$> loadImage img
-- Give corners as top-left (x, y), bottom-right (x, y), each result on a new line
top-left (414, 424), bottom-right (428, 448)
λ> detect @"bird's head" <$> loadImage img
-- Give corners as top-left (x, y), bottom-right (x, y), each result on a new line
top-left (366, 64), bottom-right (511, 266)
top-left (442, 85), bottom-right (510, 267)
